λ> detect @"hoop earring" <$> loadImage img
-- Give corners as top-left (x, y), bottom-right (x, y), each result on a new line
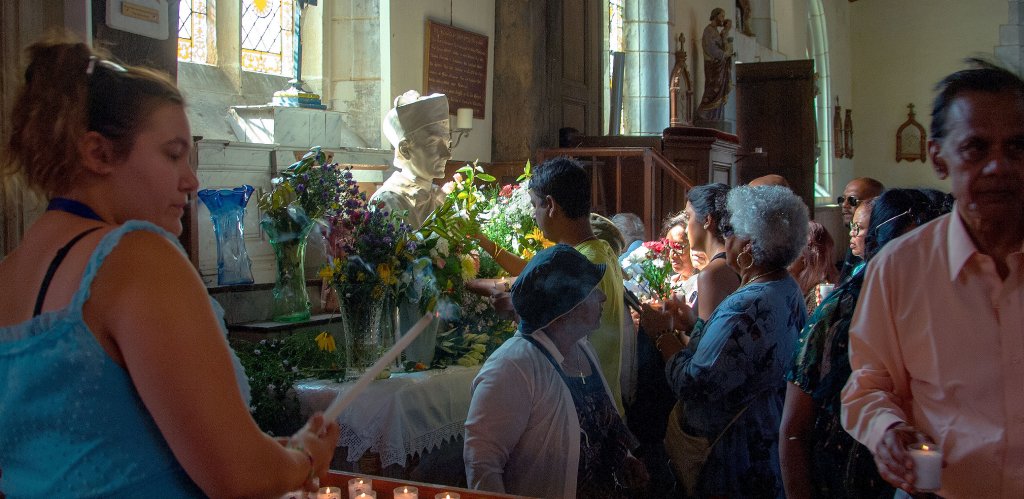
top-left (737, 250), bottom-right (754, 270)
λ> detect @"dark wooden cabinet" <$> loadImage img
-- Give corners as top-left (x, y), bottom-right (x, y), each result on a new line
top-left (735, 60), bottom-right (817, 215)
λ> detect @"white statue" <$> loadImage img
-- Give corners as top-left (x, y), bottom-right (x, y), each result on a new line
top-left (373, 90), bottom-right (453, 229)
top-left (372, 90), bottom-right (453, 365)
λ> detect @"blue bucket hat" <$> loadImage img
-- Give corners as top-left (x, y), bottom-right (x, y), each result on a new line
top-left (511, 244), bottom-right (606, 335)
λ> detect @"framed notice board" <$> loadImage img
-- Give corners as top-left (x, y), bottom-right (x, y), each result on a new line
top-left (424, 20), bottom-right (488, 119)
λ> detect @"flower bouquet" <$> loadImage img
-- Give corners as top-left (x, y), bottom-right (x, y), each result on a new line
top-left (479, 162), bottom-right (553, 260)
top-left (319, 170), bottom-right (417, 377)
top-left (620, 238), bottom-right (683, 303)
top-left (257, 147), bottom-right (346, 321)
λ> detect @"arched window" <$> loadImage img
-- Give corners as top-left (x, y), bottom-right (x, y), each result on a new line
top-left (240, 0), bottom-right (295, 76)
top-left (177, 0), bottom-right (217, 65)
top-left (607, 0), bottom-right (626, 134)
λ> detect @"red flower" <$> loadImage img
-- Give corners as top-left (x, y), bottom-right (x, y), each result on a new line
top-left (499, 184), bottom-right (518, 198)
top-left (643, 240), bottom-right (665, 254)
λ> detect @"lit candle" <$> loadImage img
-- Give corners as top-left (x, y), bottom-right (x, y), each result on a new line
top-left (317, 486), bottom-right (342, 499)
top-left (347, 477), bottom-right (373, 498)
top-left (394, 485), bottom-right (419, 499)
top-left (909, 442), bottom-right (942, 492)
top-left (434, 493), bottom-right (460, 499)
top-left (456, 108), bottom-right (473, 130)
top-left (354, 492), bottom-right (377, 499)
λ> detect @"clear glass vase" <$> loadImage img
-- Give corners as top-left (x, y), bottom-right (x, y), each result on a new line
top-left (198, 185), bottom-right (255, 286)
top-left (338, 289), bottom-right (394, 378)
top-left (262, 218), bottom-right (316, 322)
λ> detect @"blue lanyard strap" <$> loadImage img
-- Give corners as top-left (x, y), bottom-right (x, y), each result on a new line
top-left (47, 197), bottom-right (104, 222)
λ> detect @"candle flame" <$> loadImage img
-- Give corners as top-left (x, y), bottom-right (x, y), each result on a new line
top-left (446, 495), bottom-right (451, 499)
top-left (922, 444), bottom-right (930, 451)
top-left (403, 488), bottom-right (408, 493)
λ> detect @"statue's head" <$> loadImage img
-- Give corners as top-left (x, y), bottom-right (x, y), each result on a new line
top-left (710, 8), bottom-right (725, 23)
top-left (383, 90), bottom-right (452, 180)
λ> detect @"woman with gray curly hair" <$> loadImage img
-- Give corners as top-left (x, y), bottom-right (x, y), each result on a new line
top-left (641, 185), bottom-right (809, 498)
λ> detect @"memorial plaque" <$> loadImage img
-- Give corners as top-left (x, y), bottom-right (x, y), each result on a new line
top-left (424, 20), bottom-right (488, 119)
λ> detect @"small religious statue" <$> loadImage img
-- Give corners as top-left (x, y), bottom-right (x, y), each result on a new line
top-left (736, 0), bottom-right (756, 37)
top-left (371, 90), bottom-right (453, 364)
top-left (670, 33), bottom-right (694, 127)
top-left (696, 8), bottom-right (736, 129)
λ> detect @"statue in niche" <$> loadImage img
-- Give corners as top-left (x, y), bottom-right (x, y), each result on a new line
top-left (670, 33), bottom-right (694, 127)
top-left (371, 90), bottom-right (453, 364)
top-left (736, 0), bottom-right (756, 37)
top-left (696, 8), bottom-right (735, 126)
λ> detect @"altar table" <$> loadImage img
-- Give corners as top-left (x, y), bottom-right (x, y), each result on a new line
top-left (294, 366), bottom-right (481, 469)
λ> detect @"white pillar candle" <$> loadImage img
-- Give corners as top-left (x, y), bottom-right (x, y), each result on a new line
top-left (348, 477), bottom-right (373, 498)
top-left (909, 442), bottom-right (943, 491)
top-left (434, 493), bottom-right (461, 499)
top-left (317, 486), bottom-right (342, 499)
top-left (456, 108), bottom-right (473, 130)
top-left (354, 492), bottom-right (377, 499)
top-left (394, 485), bottom-right (419, 499)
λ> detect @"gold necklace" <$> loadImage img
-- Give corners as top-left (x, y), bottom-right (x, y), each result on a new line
top-left (743, 268), bottom-right (783, 287)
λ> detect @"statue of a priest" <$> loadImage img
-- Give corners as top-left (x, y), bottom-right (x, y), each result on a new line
top-left (373, 90), bottom-right (452, 229)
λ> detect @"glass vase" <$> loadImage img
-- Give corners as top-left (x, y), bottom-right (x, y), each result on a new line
top-left (262, 219), bottom-right (316, 322)
top-left (198, 185), bottom-right (255, 286)
top-left (338, 289), bottom-right (394, 378)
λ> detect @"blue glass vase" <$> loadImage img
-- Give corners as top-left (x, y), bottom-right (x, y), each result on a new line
top-left (198, 185), bottom-right (255, 286)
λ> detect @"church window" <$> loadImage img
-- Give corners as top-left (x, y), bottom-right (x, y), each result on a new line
top-left (177, 0), bottom-right (217, 65)
top-left (240, 0), bottom-right (295, 76)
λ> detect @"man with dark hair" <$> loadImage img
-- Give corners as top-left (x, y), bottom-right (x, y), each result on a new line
top-left (842, 60), bottom-right (1024, 498)
top-left (837, 176), bottom-right (885, 281)
top-left (526, 157), bottom-right (628, 415)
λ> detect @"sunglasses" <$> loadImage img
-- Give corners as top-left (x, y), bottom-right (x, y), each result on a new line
top-left (836, 195), bottom-right (860, 207)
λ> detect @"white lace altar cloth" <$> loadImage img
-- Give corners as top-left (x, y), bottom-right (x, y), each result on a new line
top-left (294, 366), bottom-right (481, 468)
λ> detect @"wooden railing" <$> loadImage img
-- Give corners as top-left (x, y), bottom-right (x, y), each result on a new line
top-left (536, 147), bottom-right (696, 240)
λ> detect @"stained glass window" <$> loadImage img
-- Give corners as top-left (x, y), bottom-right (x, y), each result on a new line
top-left (241, 0), bottom-right (294, 76)
top-left (177, 0), bottom-right (217, 65)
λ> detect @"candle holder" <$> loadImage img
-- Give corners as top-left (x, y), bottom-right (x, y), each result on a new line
top-left (450, 107), bottom-right (473, 148)
top-left (394, 485), bottom-right (419, 499)
top-left (434, 493), bottom-right (460, 499)
top-left (909, 442), bottom-right (942, 492)
top-left (316, 486), bottom-right (342, 499)
top-left (347, 477), bottom-right (373, 498)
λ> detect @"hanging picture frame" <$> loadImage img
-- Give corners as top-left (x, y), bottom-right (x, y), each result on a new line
top-left (896, 103), bottom-right (927, 162)
top-left (844, 109), bottom-right (854, 158)
top-left (833, 97), bottom-right (844, 158)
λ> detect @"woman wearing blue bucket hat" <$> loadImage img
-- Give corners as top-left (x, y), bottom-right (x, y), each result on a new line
top-left (464, 244), bottom-right (648, 498)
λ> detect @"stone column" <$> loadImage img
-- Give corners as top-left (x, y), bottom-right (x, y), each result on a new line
top-left (326, 0), bottom-right (384, 147)
top-left (622, 0), bottom-right (670, 135)
top-left (996, 0), bottom-right (1024, 76)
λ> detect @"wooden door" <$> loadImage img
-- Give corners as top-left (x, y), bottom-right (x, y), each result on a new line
top-left (734, 60), bottom-right (816, 215)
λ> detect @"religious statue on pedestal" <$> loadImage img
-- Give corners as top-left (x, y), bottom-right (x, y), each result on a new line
top-left (371, 90), bottom-right (453, 365)
top-left (670, 33), bottom-right (694, 127)
top-left (696, 8), bottom-right (735, 130)
top-left (374, 90), bottom-right (452, 229)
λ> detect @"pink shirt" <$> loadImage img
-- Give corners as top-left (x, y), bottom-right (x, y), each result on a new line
top-left (842, 209), bottom-right (1024, 498)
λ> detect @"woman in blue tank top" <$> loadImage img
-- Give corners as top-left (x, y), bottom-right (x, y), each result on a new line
top-left (0, 36), bottom-right (339, 497)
